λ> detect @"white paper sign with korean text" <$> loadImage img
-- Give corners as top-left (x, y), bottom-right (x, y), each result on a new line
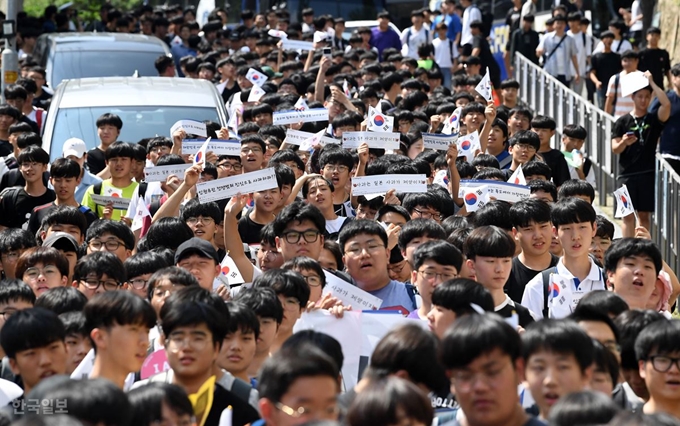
top-left (322, 272), bottom-right (382, 311)
top-left (182, 139), bottom-right (241, 157)
top-left (351, 174), bottom-right (427, 197)
top-left (422, 133), bottom-right (459, 151)
top-left (90, 194), bottom-right (132, 210)
top-left (342, 131), bottom-right (400, 150)
top-left (144, 163), bottom-right (192, 182)
top-left (170, 120), bottom-right (207, 138)
top-left (273, 108), bottom-right (329, 125)
top-left (281, 39), bottom-right (314, 51)
top-left (456, 131), bottom-right (481, 162)
top-left (196, 168), bottom-right (278, 203)
top-left (458, 179), bottom-right (531, 203)
top-left (285, 129), bottom-right (339, 147)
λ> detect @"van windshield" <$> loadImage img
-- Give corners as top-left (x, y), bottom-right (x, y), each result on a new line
top-left (50, 50), bottom-right (163, 87)
top-left (49, 106), bottom-right (220, 160)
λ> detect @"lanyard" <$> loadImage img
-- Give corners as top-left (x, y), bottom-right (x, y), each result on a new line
top-left (631, 113), bottom-right (647, 145)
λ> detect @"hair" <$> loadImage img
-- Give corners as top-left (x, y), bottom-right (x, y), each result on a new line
top-left (562, 124), bottom-right (587, 140)
top-left (606, 412), bottom-right (680, 426)
top-left (0, 279), bottom-right (35, 306)
top-left (302, 176), bottom-right (335, 199)
top-left (319, 146), bottom-right (354, 170)
top-left (272, 201), bottom-right (325, 236)
top-left (592, 338), bottom-right (620, 389)
top-left (548, 390), bottom-right (619, 426)
top-left (146, 266), bottom-right (199, 300)
top-left (128, 383), bottom-right (193, 426)
top-left (124, 252), bottom-right (169, 282)
top-left (464, 225), bottom-right (515, 259)
top-left (412, 240), bottom-right (463, 272)
top-left (530, 115), bottom-right (557, 131)
top-left (402, 192), bottom-right (442, 215)
top-left (338, 219), bottom-right (388, 252)
top-left (16, 132), bottom-right (43, 150)
top-left (234, 287), bottom-right (284, 324)
top-left (85, 220), bottom-right (135, 251)
top-left (431, 278), bottom-right (494, 314)
top-left (0, 307), bottom-right (66, 358)
top-left (474, 200), bottom-right (513, 231)
top-left (508, 129), bottom-right (540, 150)
top-left (0, 105), bottom-right (21, 121)
top-left (96, 113), bottom-right (123, 130)
top-left (225, 301), bottom-right (260, 339)
top-left (397, 219), bottom-right (446, 252)
top-left (17, 145), bottom-right (50, 165)
top-left (50, 158), bottom-right (81, 180)
top-left (570, 306), bottom-right (620, 343)
top-left (440, 313), bottom-right (521, 369)
top-left (0, 228), bottom-right (36, 254)
top-left (522, 319), bottom-right (594, 372)
top-left (160, 287), bottom-right (230, 345)
top-left (258, 343), bottom-right (339, 402)
top-left (528, 179), bottom-right (558, 202)
top-left (551, 197), bottom-right (596, 227)
top-left (577, 290), bottom-right (629, 317)
top-left (84, 291), bottom-right (156, 344)
top-left (40, 206), bottom-right (88, 239)
top-left (35, 287), bottom-right (88, 315)
top-left (509, 198), bottom-right (552, 229)
top-left (180, 198), bottom-right (222, 225)
top-left (104, 142), bottom-right (134, 161)
top-left (472, 168), bottom-right (506, 181)
top-left (253, 269), bottom-right (310, 308)
top-left (595, 215), bottom-right (615, 240)
top-left (558, 179), bottom-right (595, 203)
top-left (470, 154), bottom-right (501, 170)
top-left (14, 246), bottom-right (70, 281)
top-left (58, 311), bottom-right (88, 340)
top-left (282, 257), bottom-right (326, 288)
top-left (281, 330), bottom-right (343, 371)
top-left (142, 217), bottom-right (194, 252)
top-left (346, 377), bottom-right (434, 426)
top-left (522, 161), bottom-right (552, 180)
top-left (635, 317), bottom-right (680, 362)
top-left (73, 252), bottom-right (126, 284)
top-left (604, 238), bottom-right (663, 276)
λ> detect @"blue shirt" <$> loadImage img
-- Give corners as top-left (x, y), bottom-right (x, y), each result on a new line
top-left (170, 44), bottom-right (197, 76)
top-left (445, 13), bottom-right (462, 42)
top-left (368, 280), bottom-right (417, 314)
top-left (370, 27), bottom-right (402, 59)
top-left (75, 170), bottom-right (102, 204)
top-left (650, 90), bottom-right (680, 158)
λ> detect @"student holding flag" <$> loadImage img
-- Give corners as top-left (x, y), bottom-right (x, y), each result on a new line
top-left (612, 70), bottom-right (670, 237)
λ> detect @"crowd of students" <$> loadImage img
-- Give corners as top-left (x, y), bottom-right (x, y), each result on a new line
top-left (0, 1), bottom-right (678, 426)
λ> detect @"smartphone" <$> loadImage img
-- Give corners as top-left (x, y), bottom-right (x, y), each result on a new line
top-left (625, 131), bottom-right (635, 136)
top-left (322, 47), bottom-right (332, 59)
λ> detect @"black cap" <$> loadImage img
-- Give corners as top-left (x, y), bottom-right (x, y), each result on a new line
top-left (42, 232), bottom-right (79, 253)
top-left (175, 238), bottom-right (220, 264)
top-left (464, 56), bottom-right (481, 65)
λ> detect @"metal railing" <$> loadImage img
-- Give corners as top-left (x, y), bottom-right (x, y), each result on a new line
top-left (514, 53), bottom-right (679, 273)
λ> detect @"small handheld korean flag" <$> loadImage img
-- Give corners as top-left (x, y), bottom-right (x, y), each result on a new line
top-left (245, 68), bottom-right (268, 87)
top-left (299, 129), bottom-right (325, 152)
top-left (194, 137), bottom-right (211, 166)
top-left (443, 107), bottom-right (462, 135)
top-left (507, 164), bottom-right (527, 185)
top-left (218, 254), bottom-right (245, 286)
top-left (131, 196), bottom-right (151, 232)
top-left (248, 84), bottom-right (266, 102)
top-left (343, 80), bottom-right (351, 98)
top-left (456, 131), bottom-right (481, 162)
top-left (462, 186), bottom-right (490, 212)
top-left (227, 108), bottom-right (239, 134)
top-left (433, 169), bottom-right (450, 190)
top-left (475, 67), bottom-right (493, 102)
top-left (367, 106), bottom-right (394, 132)
top-left (614, 184), bottom-right (637, 220)
top-left (294, 96), bottom-right (309, 111)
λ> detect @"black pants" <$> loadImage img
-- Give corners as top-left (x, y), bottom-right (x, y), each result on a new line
top-left (556, 74), bottom-right (571, 88)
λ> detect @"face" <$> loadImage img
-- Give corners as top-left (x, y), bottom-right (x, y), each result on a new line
top-left (10, 341), bottom-right (68, 391)
top-left (356, 204), bottom-right (378, 220)
top-left (403, 235), bottom-right (439, 265)
top-left (74, 272), bottom-right (123, 300)
top-left (219, 328), bottom-right (256, 375)
top-left (0, 299), bottom-right (33, 331)
top-left (97, 124), bottom-right (120, 145)
top-left (561, 136), bottom-right (584, 152)
top-left (342, 234), bottom-right (389, 286)
top-left (276, 220), bottom-right (325, 261)
top-left (467, 256), bottom-right (512, 291)
top-left (20, 161), bottom-right (47, 184)
top-left (508, 114), bottom-right (530, 134)
top-left (93, 322), bottom-right (149, 375)
top-left (148, 144), bottom-right (171, 165)
top-left (185, 215), bottom-right (217, 242)
top-left (640, 351), bottom-right (680, 403)
top-left (217, 158), bottom-right (243, 178)
top-left (255, 188), bottom-right (282, 214)
top-left (450, 349), bottom-right (523, 426)
top-left (388, 259), bottom-right (412, 283)
top-left (64, 333), bottom-right (92, 375)
top-left (411, 260), bottom-right (457, 306)
top-left (165, 323), bottom-right (219, 380)
top-left (502, 87), bottom-right (518, 104)
top-left (380, 212), bottom-right (408, 227)
top-left (306, 179), bottom-right (333, 211)
top-left (258, 242), bottom-right (284, 271)
top-left (87, 232), bottom-right (131, 262)
top-left (531, 128), bottom-right (554, 146)
top-left (410, 206), bottom-right (441, 224)
top-left (632, 89), bottom-right (652, 110)
top-left (297, 268), bottom-right (323, 304)
top-left (240, 143), bottom-right (265, 172)
top-left (106, 157), bottom-right (131, 180)
top-left (262, 376), bottom-right (339, 426)
top-left (407, 139), bottom-right (424, 160)
top-left (128, 272), bottom-right (153, 299)
top-left (318, 249), bottom-right (338, 271)
top-left (578, 320), bottom-right (620, 364)
top-left (256, 316), bottom-right (278, 356)
top-left (513, 221), bottom-right (552, 258)
top-left (427, 305), bottom-right (456, 339)
top-left (254, 113), bottom-right (273, 127)
top-left (622, 58), bottom-right (639, 73)
top-left (589, 235), bottom-right (611, 265)
top-left (321, 163), bottom-right (350, 189)
top-left (525, 351), bottom-right (591, 417)
top-left (50, 176), bottom-right (80, 202)
top-left (486, 126), bottom-right (506, 153)
top-left (177, 255), bottom-right (220, 291)
top-left (608, 255), bottom-right (657, 308)
top-left (278, 294), bottom-right (302, 333)
top-left (556, 222), bottom-right (595, 258)
top-left (464, 111), bottom-right (484, 132)
top-left (22, 262), bottom-right (68, 297)
top-left (530, 190), bottom-right (554, 203)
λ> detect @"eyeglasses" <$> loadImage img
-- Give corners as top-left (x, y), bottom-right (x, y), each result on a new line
top-left (417, 270), bottom-right (457, 282)
top-left (23, 266), bottom-right (61, 281)
top-left (80, 279), bottom-right (121, 291)
top-left (150, 146), bottom-right (171, 154)
top-left (282, 230), bottom-right (320, 244)
top-left (388, 262), bottom-right (407, 274)
top-left (412, 208), bottom-right (442, 220)
top-left (186, 216), bottom-right (215, 225)
top-left (281, 297), bottom-right (301, 309)
top-left (323, 164), bottom-right (349, 173)
top-left (0, 308), bottom-right (20, 320)
top-left (1, 251), bottom-right (20, 262)
top-left (301, 274), bottom-right (322, 287)
top-left (275, 402), bottom-right (340, 419)
top-left (513, 143), bottom-right (537, 152)
top-left (648, 355), bottom-right (680, 373)
top-left (20, 161), bottom-right (42, 169)
top-left (217, 162), bottom-right (243, 171)
top-left (345, 244), bottom-right (385, 257)
top-left (241, 146), bottom-right (263, 153)
top-left (129, 278), bottom-right (149, 290)
top-left (165, 333), bottom-right (209, 352)
top-left (88, 239), bottom-right (124, 251)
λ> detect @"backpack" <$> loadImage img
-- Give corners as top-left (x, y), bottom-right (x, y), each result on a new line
top-left (540, 266), bottom-right (604, 318)
top-left (406, 27), bottom-right (430, 48)
top-left (0, 187), bottom-right (27, 229)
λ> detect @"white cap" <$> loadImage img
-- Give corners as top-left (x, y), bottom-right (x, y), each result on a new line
top-left (313, 31), bottom-right (328, 44)
top-left (62, 138), bottom-right (87, 158)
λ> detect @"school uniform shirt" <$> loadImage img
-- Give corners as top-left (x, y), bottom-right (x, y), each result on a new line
top-left (325, 216), bottom-right (348, 239)
top-left (567, 29), bottom-right (592, 77)
top-left (495, 294), bottom-right (536, 328)
top-left (520, 257), bottom-right (606, 319)
top-left (538, 32), bottom-right (577, 79)
top-left (81, 180), bottom-right (138, 221)
top-left (400, 26), bottom-right (431, 59)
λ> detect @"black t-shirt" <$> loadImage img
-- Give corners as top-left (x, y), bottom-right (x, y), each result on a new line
top-left (505, 7), bottom-right (521, 32)
top-left (472, 34), bottom-right (501, 86)
top-left (33, 91), bottom-right (52, 109)
top-left (538, 148), bottom-right (571, 187)
top-left (511, 29), bottom-right (540, 64)
top-left (86, 148), bottom-right (106, 175)
top-left (237, 210), bottom-right (266, 244)
top-left (27, 202), bottom-right (98, 236)
top-left (221, 81), bottom-right (241, 104)
top-left (0, 140), bottom-right (11, 157)
top-left (612, 112), bottom-right (664, 176)
top-left (204, 383), bottom-right (260, 426)
top-left (638, 48), bottom-right (670, 89)
top-left (505, 254), bottom-right (560, 303)
top-left (19, 116), bottom-right (39, 134)
top-left (590, 52), bottom-right (622, 87)
top-left (0, 170), bottom-right (49, 193)
top-left (0, 188), bottom-right (56, 229)
top-left (496, 296), bottom-right (535, 328)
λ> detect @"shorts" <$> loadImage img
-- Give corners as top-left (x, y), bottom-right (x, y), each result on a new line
top-left (618, 172), bottom-right (655, 212)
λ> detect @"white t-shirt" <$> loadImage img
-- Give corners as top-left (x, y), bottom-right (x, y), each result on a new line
top-left (567, 29), bottom-right (589, 77)
top-left (630, 1), bottom-right (643, 32)
top-left (433, 37), bottom-right (457, 68)
top-left (593, 38), bottom-right (632, 55)
top-left (400, 26), bottom-right (431, 59)
top-left (461, 5), bottom-right (482, 46)
top-left (125, 181), bottom-right (165, 219)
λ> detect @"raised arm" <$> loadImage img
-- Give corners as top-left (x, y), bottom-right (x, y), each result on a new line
top-left (223, 194), bottom-right (255, 283)
top-left (151, 164), bottom-right (201, 223)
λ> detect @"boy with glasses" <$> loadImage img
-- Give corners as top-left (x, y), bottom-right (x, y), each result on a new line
top-left (402, 193), bottom-right (443, 224)
top-left (506, 130), bottom-right (539, 179)
top-left (14, 246), bottom-right (70, 298)
top-left (217, 155), bottom-right (243, 178)
top-left (319, 146), bottom-right (355, 218)
top-left (0, 228), bottom-right (35, 279)
top-left (240, 135), bottom-right (266, 173)
top-left (85, 219), bottom-right (135, 262)
top-left (181, 198), bottom-right (224, 256)
top-left (0, 145), bottom-right (55, 231)
top-left (145, 136), bottom-right (173, 166)
top-left (408, 240), bottom-right (461, 320)
top-left (72, 252), bottom-right (128, 300)
top-left (123, 251), bottom-right (169, 300)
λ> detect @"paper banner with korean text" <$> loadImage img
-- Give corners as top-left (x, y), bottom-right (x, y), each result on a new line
top-left (281, 39), bottom-right (314, 51)
top-left (245, 68), bottom-right (268, 86)
top-left (170, 120), bottom-right (208, 138)
top-left (131, 196), bottom-right (151, 231)
top-left (351, 174), bottom-right (428, 197)
top-left (367, 106), bottom-right (394, 132)
top-left (613, 184), bottom-right (636, 219)
top-left (342, 131), bottom-right (400, 150)
top-left (475, 67), bottom-right (493, 101)
top-left (273, 108), bottom-right (329, 125)
top-left (284, 129), bottom-right (339, 147)
top-left (460, 185), bottom-right (490, 212)
top-left (144, 163), bottom-right (192, 183)
top-left (458, 179), bottom-right (531, 203)
top-left (196, 168), bottom-right (278, 203)
top-left (507, 163), bottom-right (527, 185)
top-left (456, 131), bottom-right (481, 162)
top-left (183, 139), bottom-right (241, 157)
top-left (248, 84), bottom-right (265, 102)
top-left (90, 194), bottom-right (132, 210)
top-left (322, 272), bottom-right (382, 311)
top-left (422, 132), bottom-right (459, 151)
